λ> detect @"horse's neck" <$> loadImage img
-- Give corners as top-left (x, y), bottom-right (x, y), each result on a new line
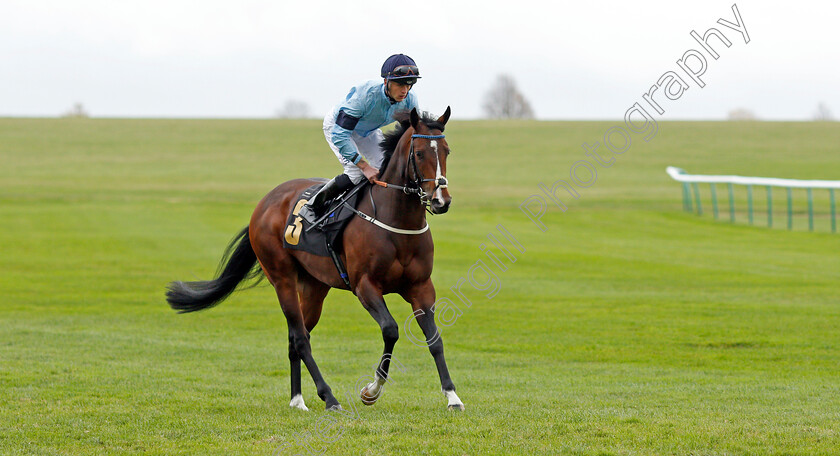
top-left (373, 135), bottom-right (426, 228)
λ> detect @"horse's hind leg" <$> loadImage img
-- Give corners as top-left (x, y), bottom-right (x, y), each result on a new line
top-left (274, 276), bottom-right (340, 411)
top-left (250, 183), bottom-right (339, 411)
top-left (288, 273), bottom-right (330, 411)
top-left (287, 329), bottom-right (307, 410)
top-left (355, 275), bottom-right (401, 406)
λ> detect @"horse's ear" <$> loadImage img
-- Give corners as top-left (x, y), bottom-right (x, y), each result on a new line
top-left (437, 106), bottom-right (451, 125)
top-left (410, 108), bottom-right (420, 130)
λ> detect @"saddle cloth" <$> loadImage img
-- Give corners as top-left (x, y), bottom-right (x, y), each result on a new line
top-left (282, 182), bottom-right (363, 257)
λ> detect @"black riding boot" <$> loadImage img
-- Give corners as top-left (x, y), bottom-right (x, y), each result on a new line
top-left (301, 174), bottom-right (354, 223)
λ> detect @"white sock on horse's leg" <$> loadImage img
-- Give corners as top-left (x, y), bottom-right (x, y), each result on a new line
top-left (289, 394), bottom-right (309, 411)
top-left (361, 375), bottom-right (387, 404)
top-left (443, 389), bottom-right (464, 411)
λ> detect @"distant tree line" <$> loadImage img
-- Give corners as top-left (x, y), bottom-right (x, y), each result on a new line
top-left (728, 102), bottom-right (835, 121)
top-left (62, 102), bottom-right (89, 118)
top-left (482, 74), bottom-right (535, 119)
top-left (276, 100), bottom-right (311, 119)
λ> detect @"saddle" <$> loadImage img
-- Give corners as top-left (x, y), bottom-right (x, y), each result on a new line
top-left (282, 181), bottom-right (366, 258)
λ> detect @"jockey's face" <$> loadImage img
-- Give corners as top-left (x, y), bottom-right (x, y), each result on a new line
top-left (385, 80), bottom-right (412, 102)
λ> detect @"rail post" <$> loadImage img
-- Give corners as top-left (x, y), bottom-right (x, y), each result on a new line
top-left (747, 185), bottom-right (754, 225)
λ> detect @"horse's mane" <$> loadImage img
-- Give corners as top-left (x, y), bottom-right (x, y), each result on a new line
top-left (378, 111), bottom-right (446, 174)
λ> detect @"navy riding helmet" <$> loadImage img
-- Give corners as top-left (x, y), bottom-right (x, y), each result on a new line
top-left (381, 54), bottom-right (421, 86)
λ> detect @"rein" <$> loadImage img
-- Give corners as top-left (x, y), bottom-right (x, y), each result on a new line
top-left (356, 133), bottom-right (447, 235)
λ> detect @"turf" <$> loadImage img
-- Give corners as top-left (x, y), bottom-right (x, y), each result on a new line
top-left (1, 118), bottom-right (838, 455)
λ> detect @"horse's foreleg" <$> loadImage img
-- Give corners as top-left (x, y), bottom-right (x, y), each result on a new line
top-left (355, 275), bottom-right (399, 405)
top-left (403, 280), bottom-right (465, 411)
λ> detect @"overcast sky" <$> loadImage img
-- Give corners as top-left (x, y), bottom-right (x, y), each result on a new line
top-left (1, 0), bottom-right (837, 120)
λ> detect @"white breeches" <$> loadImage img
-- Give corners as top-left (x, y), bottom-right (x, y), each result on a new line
top-left (323, 113), bottom-right (386, 185)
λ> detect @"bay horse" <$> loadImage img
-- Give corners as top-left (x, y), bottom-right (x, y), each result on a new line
top-left (166, 107), bottom-right (465, 411)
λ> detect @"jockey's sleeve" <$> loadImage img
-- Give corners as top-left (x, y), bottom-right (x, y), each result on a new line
top-left (330, 89), bottom-right (367, 165)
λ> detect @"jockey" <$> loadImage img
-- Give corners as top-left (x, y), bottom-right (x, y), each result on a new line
top-left (301, 53), bottom-right (421, 222)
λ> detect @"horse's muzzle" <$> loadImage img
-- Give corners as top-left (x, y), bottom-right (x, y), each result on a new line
top-left (430, 196), bottom-right (451, 214)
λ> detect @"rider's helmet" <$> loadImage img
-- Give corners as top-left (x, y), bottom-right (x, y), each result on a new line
top-left (381, 54), bottom-right (421, 86)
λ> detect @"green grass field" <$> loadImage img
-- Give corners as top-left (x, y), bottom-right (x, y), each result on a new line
top-left (1, 118), bottom-right (839, 455)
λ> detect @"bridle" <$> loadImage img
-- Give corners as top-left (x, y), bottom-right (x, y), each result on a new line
top-left (342, 131), bottom-right (449, 236)
top-left (373, 133), bottom-right (448, 213)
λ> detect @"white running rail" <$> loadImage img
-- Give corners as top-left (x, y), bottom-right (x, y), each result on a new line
top-left (666, 167), bottom-right (839, 232)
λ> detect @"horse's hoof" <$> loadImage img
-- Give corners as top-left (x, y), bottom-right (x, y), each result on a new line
top-left (443, 390), bottom-right (464, 411)
top-left (360, 386), bottom-right (379, 406)
top-left (289, 394), bottom-right (309, 411)
top-left (326, 404), bottom-right (344, 412)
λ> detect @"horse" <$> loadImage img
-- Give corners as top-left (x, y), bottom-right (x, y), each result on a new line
top-left (166, 107), bottom-right (465, 411)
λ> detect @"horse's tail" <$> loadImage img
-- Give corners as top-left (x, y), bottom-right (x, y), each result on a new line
top-left (166, 226), bottom-right (263, 313)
